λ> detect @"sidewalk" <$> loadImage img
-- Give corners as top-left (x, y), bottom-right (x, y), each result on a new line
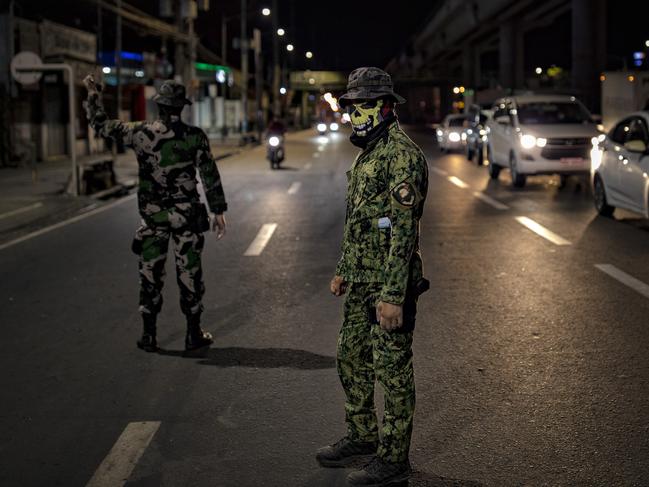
top-left (0, 138), bottom-right (245, 247)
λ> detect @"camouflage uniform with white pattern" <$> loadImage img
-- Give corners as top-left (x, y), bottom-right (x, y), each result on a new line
top-left (85, 91), bottom-right (227, 320)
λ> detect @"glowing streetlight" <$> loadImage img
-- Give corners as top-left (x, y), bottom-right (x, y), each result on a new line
top-left (280, 87), bottom-right (287, 95)
top-left (102, 66), bottom-right (111, 74)
top-left (535, 67), bottom-right (542, 74)
top-left (306, 51), bottom-right (313, 59)
top-left (261, 7), bottom-right (271, 16)
top-left (646, 40), bottom-right (649, 47)
top-left (286, 44), bottom-right (294, 52)
top-left (277, 28), bottom-right (285, 36)
top-left (452, 86), bottom-right (460, 94)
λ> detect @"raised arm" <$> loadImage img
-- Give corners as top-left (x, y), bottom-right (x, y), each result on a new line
top-left (83, 74), bottom-right (142, 148)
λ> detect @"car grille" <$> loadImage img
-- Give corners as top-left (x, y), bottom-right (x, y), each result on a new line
top-left (545, 137), bottom-right (590, 146)
top-left (540, 146), bottom-right (590, 160)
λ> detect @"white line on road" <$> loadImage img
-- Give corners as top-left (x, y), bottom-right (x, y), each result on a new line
top-left (473, 192), bottom-right (509, 210)
top-left (0, 194), bottom-right (137, 252)
top-left (85, 421), bottom-right (160, 487)
top-left (514, 216), bottom-right (571, 246)
top-left (448, 176), bottom-right (469, 189)
top-left (595, 264), bottom-right (649, 300)
top-left (0, 202), bottom-right (43, 220)
top-left (287, 182), bottom-right (302, 195)
top-left (430, 167), bottom-right (448, 176)
top-left (244, 223), bottom-right (278, 256)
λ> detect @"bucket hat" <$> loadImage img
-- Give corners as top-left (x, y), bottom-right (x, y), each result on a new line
top-left (338, 67), bottom-right (405, 107)
top-left (152, 80), bottom-right (192, 107)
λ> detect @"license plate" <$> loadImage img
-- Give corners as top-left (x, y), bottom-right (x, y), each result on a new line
top-left (560, 157), bottom-right (584, 164)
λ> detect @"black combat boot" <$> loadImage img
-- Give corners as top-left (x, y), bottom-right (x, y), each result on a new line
top-left (346, 456), bottom-right (411, 486)
top-left (136, 313), bottom-right (158, 352)
top-left (315, 437), bottom-right (378, 468)
top-left (184, 313), bottom-right (213, 354)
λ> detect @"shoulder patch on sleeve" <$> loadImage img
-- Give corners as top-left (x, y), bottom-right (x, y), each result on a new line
top-left (391, 181), bottom-right (417, 207)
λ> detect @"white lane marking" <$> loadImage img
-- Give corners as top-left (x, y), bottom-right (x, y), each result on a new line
top-left (514, 216), bottom-right (571, 246)
top-left (473, 192), bottom-right (509, 210)
top-left (287, 182), bottom-right (302, 195)
top-left (595, 264), bottom-right (649, 300)
top-left (305, 161), bottom-right (313, 169)
top-left (430, 167), bottom-right (448, 176)
top-left (0, 202), bottom-right (43, 220)
top-left (0, 194), bottom-right (137, 252)
top-left (448, 176), bottom-right (469, 189)
top-left (244, 223), bottom-right (278, 256)
top-left (85, 421), bottom-right (160, 487)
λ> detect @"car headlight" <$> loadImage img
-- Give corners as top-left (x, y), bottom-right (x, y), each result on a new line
top-left (520, 134), bottom-right (547, 149)
top-left (317, 123), bottom-right (327, 132)
top-left (479, 129), bottom-right (487, 136)
top-left (436, 129), bottom-right (443, 137)
top-left (448, 132), bottom-right (461, 142)
top-left (269, 136), bottom-right (280, 147)
top-left (329, 122), bottom-right (339, 131)
top-left (461, 132), bottom-right (467, 141)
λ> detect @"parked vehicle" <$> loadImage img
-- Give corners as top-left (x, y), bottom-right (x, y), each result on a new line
top-left (485, 94), bottom-right (600, 188)
top-left (436, 114), bottom-right (468, 152)
top-left (591, 112), bottom-right (649, 218)
top-left (464, 105), bottom-right (490, 165)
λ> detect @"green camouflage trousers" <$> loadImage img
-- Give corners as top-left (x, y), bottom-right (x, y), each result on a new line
top-left (135, 224), bottom-right (205, 317)
top-left (337, 282), bottom-right (416, 463)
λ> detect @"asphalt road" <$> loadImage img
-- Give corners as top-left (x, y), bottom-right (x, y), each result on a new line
top-left (1, 126), bottom-right (649, 487)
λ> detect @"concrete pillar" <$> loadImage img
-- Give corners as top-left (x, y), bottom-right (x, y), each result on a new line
top-left (572, 0), bottom-right (605, 111)
top-left (462, 45), bottom-right (475, 88)
top-left (499, 21), bottom-right (515, 90)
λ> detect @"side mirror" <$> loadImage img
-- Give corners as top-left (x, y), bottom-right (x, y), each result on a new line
top-left (624, 139), bottom-right (648, 153)
top-left (495, 115), bottom-right (510, 126)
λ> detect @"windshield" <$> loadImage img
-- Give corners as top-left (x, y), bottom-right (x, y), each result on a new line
top-left (517, 102), bottom-right (593, 125)
top-left (448, 117), bottom-right (466, 127)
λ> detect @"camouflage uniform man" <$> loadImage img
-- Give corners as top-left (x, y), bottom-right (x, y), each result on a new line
top-left (316, 68), bottom-right (429, 486)
top-left (83, 76), bottom-right (227, 354)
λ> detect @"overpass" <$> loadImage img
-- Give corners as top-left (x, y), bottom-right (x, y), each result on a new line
top-left (386, 0), bottom-right (606, 122)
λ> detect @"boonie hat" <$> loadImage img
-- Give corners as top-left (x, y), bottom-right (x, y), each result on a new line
top-left (338, 67), bottom-right (405, 107)
top-left (152, 80), bottom-right (192, 107)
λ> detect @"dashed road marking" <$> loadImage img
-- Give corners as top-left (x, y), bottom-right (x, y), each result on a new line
top-left (287, 182), bottom-right (302, 195)
top-left (473, 192), bottom-right (509, 210)
top-left (448, 176), bottom-right (469, 189)
top-left (514, 216), bottom-right (571, 246)
top-left (85, 421), bottom-right (160, 487)
top-left (0, 202), bottom-right (43, 220)
top-left (244, 223), bottom-right (278, 256)
top-left (595, 264), bottom-right (649, 300)
top-left (430, 167), bottom-right (448, 176)
top-left (0, 194), bottom-right (137, 252)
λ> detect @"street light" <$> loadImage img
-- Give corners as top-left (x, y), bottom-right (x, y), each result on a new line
top-left (286, 44), bottom-right (294, 52)
top-left (645, 40), bottom-right (649, 47)
top-left (535, 67), bottom-right (542, 74)
top-left (262, 7), bottom-right (271, 16)
top-left (305, 51), bottom-right (313, 59)
top-left (280, 87), bottom-right (287, 95)
top-left (277, 28), bottom-right (285, 36)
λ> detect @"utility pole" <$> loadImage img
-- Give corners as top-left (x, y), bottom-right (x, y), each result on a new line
top-left (272, 0), bottom-right (280, 117)
top-left (240, 0), bottom-right (248, 135)
top-left (115, 0), bottom-right (122, 120)
top-left (253, 28), bottom-right (262, 142)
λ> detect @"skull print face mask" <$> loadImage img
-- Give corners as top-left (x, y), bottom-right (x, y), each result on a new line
top-left (348, 99), bottom-right (386, 137)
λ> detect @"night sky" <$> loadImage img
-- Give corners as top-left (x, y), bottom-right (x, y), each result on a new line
top-left (10, 0), bottom-right (649, 73)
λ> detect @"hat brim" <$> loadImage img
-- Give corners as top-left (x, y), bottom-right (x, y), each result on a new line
top-left (338, 88), bottom-right (405, 107)
top-left (152, 94), bottom-right (193, 107)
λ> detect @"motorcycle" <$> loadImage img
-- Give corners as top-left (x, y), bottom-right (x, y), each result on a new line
top-left (266, 135), bottom-right (285, 169)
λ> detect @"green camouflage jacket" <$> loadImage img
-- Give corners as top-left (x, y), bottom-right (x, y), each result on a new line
top-left (336, 121), bottom-right (428, 305)
top-left (85, 94), bottom-right (227, 229)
